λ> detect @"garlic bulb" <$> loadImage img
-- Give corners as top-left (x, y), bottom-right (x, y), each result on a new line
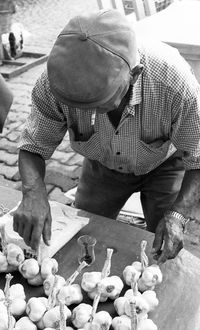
top-left (137, 318), bottom-right (157, 330)
top-left (18, 258), bottom-right (40, 279)
top-left (57, 283), bottom-right (83, 306)
top-left (26, 297), bottom-right (47, 322)
top-left (5, 243), bottom-right (25, 267)
top-left (124, 288), bottom-right (141, 300)
top-left (14, 316), bottom-right (37, 330)
top-left (114, 296), bottom-right (127, 316)
top-left (10, 298), bottom-right (26, 317)
top-left (9, 283), bottom-right (26, 300)
top-left (142, 290), bottom-right (159, 311)
top-left (0, 252), bottom-right (9, 272)
top-left (43, 274), bottom-right (65, 297)
top-left (124, 296), bottom-right (149, 320)
top-left (42, 305), bottom-right (71, 329)
top-left (91, 310), bottom-right (112, 330)
top-left (112, 315), bottom-right (131, 330)
top-left (40, 258), bottom-right (58, 280)
top-left (71, 303), bottom-right (92, 328)
top-left (27, 271), bottom-right (44, 286)
top-left (81, 272), bottom-right (101, 292)
top-left (123, 265), bottom-right (141, 286)
top-left (141, 265), bottom-right (162, 287)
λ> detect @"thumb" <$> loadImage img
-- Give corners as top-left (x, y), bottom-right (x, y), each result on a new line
top-left (42, 213), bottom-right (52, 246)
top-left (152, 223), bottom-right (164, 253)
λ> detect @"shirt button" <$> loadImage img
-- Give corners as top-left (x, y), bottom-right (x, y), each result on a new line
top-left (116, 152), bottom-right (120, 155)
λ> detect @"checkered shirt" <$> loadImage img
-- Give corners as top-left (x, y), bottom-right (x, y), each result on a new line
top-left (19, 41), bottom-right (200, 175)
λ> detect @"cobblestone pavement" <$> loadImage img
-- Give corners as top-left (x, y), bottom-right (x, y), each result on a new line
top-left (0, 0), bottom-right (98, 203)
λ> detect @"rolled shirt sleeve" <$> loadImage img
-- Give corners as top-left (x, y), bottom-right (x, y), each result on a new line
top-left (19, 70), bottom-right (68, 159)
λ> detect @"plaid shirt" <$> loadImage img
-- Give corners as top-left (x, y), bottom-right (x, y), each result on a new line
top-left (19, 41), bottom-right (200, 175)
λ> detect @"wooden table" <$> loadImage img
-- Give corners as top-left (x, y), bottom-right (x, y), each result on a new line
top-left (0, 185), bottom-right (154, 314)
top-left (133, 0), bottom-right (200, 83)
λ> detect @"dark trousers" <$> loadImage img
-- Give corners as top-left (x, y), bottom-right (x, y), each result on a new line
top-left (75, 152), bottom-right (185, 233)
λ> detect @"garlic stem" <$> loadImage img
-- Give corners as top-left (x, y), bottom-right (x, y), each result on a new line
top-left (4, 273), bottom-right (13, 330)
top-left (131, 273), bottom-right (139, 297)
top-left (140, 240), bottom-right (148, 270)
top-left (130, 300), bottom-right (138, 330)
top-left (47, 275), bottom-right (58, 310)
top-left (101, 248), bottom-right (113, 279)
top-left (90, 248), bottom-right (114, 322)
top-left (0, 225), bottom-right (7, 253)
top-left (59, 300), bottom-right (66, 330)
top-left (65, 261), bottom-right (88, 286)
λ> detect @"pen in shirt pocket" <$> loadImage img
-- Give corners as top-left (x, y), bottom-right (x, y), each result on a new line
top-left (91, 110), bottom-right (96, 132)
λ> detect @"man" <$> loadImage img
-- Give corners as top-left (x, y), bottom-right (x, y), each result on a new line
top-left (13, 9), bottom-right (200, 263)
top-left (0, 74), bottom-right (13, 133)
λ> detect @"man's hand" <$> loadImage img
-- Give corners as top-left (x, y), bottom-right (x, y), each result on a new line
top-left (152, 213), bottom-right (184, 264)
top-left (13, 187), bottom-right (52, 250)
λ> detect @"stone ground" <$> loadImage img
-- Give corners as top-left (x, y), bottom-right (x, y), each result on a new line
top-left (0, 0), bottom-right (200, 256)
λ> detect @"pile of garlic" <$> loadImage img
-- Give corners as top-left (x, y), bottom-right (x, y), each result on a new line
top-left (72, 248), bottom-right (114, 330)
top-left (112, 240), bottom-right (162, 330)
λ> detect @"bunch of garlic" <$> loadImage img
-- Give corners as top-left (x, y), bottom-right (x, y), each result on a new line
top-left (81, 272), bottom-right (124, 302)
top-left (0, 225), bottom-right (25, 273)
top-left (123, 241), bottom-right (162, 292)
top-left (18, 256), bottom-right (58, 287)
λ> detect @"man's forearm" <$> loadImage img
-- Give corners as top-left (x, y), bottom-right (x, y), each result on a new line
top-left (171, 169), bottom-right (200, 219)
top-left (19, 149), bottom-right (46, 194)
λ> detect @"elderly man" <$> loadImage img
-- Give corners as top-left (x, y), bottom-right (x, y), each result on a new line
top-left (13, 9), bottom-right (200, 263)
top-left (0, 74), bottom-right (13, 133)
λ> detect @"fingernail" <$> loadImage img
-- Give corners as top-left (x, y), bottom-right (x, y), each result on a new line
top-left (47, 239), bottom-right (51, 246)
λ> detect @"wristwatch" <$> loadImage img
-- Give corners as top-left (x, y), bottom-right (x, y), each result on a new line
top-left (165, 210), bottom-right (190, 232)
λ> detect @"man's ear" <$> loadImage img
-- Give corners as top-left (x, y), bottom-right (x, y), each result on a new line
top-left (130, 64), bottom-right (144, 85)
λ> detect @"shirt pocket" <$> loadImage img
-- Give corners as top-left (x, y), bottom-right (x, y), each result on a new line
top-left (68, 127), bottom-right (102, 159)
top-left (136, 139), bottom-right (173, 173)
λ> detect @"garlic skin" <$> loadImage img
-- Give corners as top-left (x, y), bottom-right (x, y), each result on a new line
top-left (10, 298), bottom-right (26, 317)
top-left (26, 297), bottom-right (47, 322)
top-left (112, 315), bottom-right (131, 330)
top-left (71, 303), bottom-right (92, 328)
top-left (131, 261), bottom-right (143, 272)
top-left (27, 271), bottom-right (44, 286)
top-left (142, 290), bottom-right (159, 311)
top-left (91, 310), bottom-right (112, 330)
top-left (57, 283), bottom-right (83, 306)
top-left (40, 258), bottom-right (58, 280)
top-left (42, 305), bottom-right (71, 328)
top-left (87, 288), bottom-right (108, 302)
top-left (123, 265), bottom-right (141, 286)
top-left (43, 274), bottom-right (65, 297)
top-left (0, 252), bottom-right (9, 272)
top-left (137, 318), bottom-right (157, 330)
top-left (0, 314), bottom-right (16, 330)
top-left (114, 296), bottom-right (127, 316)
top-left (124, 288), bottom-right (141, 300)
top-left (18, 258), bottom-right (40, 279)
top-left (14, 316), bottom-right (37, 330)
top-left (0, 289), bottom-right (5, 300)
top-left (9, 283), bottom-right (26, 300)
top-left (6, 243), bottom-right (25, 267)
top-left (106, 276), bottom-right (124, 300)
top-left (124, 296), bottom-right (149, 320)
top-left (81, 272), bottom-right (101, 292)
top-left (138, 277), bottom-right (155, 293)
top-left (141, 265), bottom-right (163, 287)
